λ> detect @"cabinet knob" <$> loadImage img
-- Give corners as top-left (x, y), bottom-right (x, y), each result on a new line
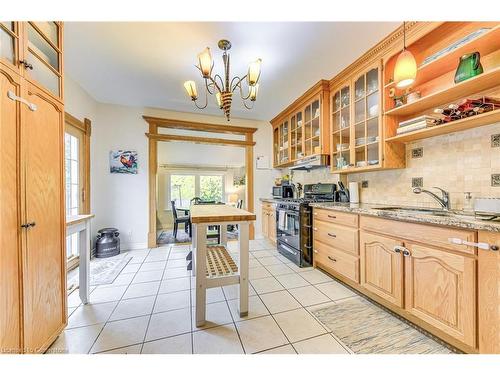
top-left (314, 250), bottom-right (318, 254)
top-left (20, 59), bottom-right (33, 70)
top-left (402, 249), bottom-right (411, 257)
top-left (491, 245), bottom-right (499, 251)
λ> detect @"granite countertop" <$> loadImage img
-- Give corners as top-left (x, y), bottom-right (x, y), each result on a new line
top-left (310, 202), bottom-right (500, 233)
top-left (259, 197), bottom-right (282, 203)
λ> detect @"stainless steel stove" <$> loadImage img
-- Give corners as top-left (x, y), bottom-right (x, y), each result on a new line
top-left (276, 183), bottom-right (337, 267)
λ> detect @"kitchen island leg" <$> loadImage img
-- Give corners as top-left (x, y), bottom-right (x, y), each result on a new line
top-left (195, 223), bottom-right (207, 327)
top-left (238, 222), bottom-right (249, 317)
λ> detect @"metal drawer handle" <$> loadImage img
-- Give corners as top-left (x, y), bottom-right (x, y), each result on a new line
top-left (448, 237), bottom-right (490, 250)
top-left (328, 233), bottom-right (336, 238)
top-left (20, 59), bottom-right (33, 70)
top-left (327, 256), bottom-right (337, 262)
top-left (7, 90), bottom-right (37, 111)
top-left (328, 215), bottom-right (337, 219)
top-left (393, 245), bottom-right (405, 254)
top-left (20, 222), bottom-right (36, 229)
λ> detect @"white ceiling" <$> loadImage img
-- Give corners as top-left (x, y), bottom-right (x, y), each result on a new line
top-left (64, 22), bottom-right (399, 121)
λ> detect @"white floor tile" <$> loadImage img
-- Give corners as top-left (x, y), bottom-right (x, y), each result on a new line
top-left (121, 263), bottom-right (141, 274)
top-left (288, 285), bottom-right (331, 307)
top-left (293, 334), bottom-right (349, 354)
top-left (107, 273), bottom-right (135, 287)
top-left (227, 295), bottom-right (269, 322)
top-left (67, 290), bottom-right (82, 308)
top-left (139, 261), bottom-right (166, 272)
top-left (222, 284), bottom-right (256, 300)
top-left (273, 308), bottom-right (327, 343)
top-left (236, 316), bottom-right (288, 354)
top-left (144, 253), bottom-right (168, 262)
top-left (249, 266), bottom-right (272, 280)
top-left (258, 256), bottom-right (283, 266)
top-left (252, 250), bottom-right (276, 258)
top-left (192, 301), bottom-right (233, 331)
top-left (166, 258), bottom-right (189, 269)
top-left (299, 269), bottom-right (334, 284)
top-left (191, 287), bottom-right (225, 305)
top-left (260, 291), bottom-right (301, 314)
top-left (265, 263), bottom-right (295, 276)
top-left (275, 273), bottom-right (309, 289)
top-left (47, 324), bottom-right (104, 354)
top-left (109, 296), bottom-right (155, 321)
top-left (193, 323), bottom-right (243, 354)
top-left (159, 277), bottom-right (191, 294)
top-left (89, 285), bottom-right (127, 304)
top-left (142, 333), bottom-right (192, 354)
top-left (67, 301), bottom-right (118, 328)
top-left (98, 344), bottom-right (142, 354)
top-left (163, 267), bottom-right (191, 279)
top-left (145, 308), bottom-right (192, 341)
top-left (251, 277), bottom-right (284, 294)
top-left (258, 344), bottom-right (297, 354)
top-left (315, 281), bottom-right (356, 301)
top-left (122, 281), bottom-right (160, 300)
top-left (90, 315), bottom-right (149, 353)
top-left (132, 270), bottom-right (163, 284)
top-left (154, 290), bottom-right (191, 313)
top-left (129, 255), bottom-right (147, 264)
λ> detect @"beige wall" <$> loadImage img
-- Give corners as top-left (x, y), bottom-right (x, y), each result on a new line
top-left (348, 122), bottom-right (500, 210)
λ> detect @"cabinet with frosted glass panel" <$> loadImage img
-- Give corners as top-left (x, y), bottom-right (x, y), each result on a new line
top-left (271, 80), bottom-right (330, 168)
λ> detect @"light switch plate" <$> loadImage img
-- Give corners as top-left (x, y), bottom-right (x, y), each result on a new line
top-left (411, 147), bottom-right (423, 158)
top-left (412, 177), bottom-right (423, 188)
top-left (492, 134), bottom-right (500, 148)
top-left (492, 174), bottom-right (500, 187)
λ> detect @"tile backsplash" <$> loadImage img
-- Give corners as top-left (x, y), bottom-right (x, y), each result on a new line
top-left (281, 122), bottom-right (500, 210)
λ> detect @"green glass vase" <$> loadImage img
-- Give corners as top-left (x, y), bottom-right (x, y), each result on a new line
top-left (454, 52), bottom-right (483, 84)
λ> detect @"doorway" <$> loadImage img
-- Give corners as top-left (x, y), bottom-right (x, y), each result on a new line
top-left (144, 116), bottom-right (257, 248)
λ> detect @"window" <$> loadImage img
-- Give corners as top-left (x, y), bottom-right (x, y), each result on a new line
top-left (168, 172), bottom-right (225, 207)
top-left (65, 133), bottom-right (79, 217)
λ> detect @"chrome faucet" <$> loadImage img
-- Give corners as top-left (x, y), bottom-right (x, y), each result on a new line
top-left (413, 186), bottom-right (450, 210)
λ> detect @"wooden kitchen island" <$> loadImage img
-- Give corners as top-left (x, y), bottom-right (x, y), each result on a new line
top-left (190, 204), bottom-right (256, 327)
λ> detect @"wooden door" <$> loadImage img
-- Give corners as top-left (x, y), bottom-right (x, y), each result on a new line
top-left (22, 82), bottom-right (66, 352)
top-left (268, 209), bottom-right (277, 243)
top-left (360, 231), bottom-right (404, 307)
top-left (0, 67), bottom-right (23, 353)
top-left (404, 243), bottom-right (476, 347)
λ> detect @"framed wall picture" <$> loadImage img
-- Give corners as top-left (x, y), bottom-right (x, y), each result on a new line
top-left (110, 150), bottom-right (138, 174)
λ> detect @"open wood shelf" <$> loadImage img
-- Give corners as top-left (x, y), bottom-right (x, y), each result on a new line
top-left (386, 109), bottom-right (500, 143)
top-left (384, 66), bottom-right (500, 117)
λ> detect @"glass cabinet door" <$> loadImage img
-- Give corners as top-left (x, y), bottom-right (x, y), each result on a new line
top-left (25, 22), bottom-right (62, 97)
top-left (0, 22), bottom-right (18, 67)
top-left (353, 66), bottom-right (380, 169)
top-left (304, 98), bottom-right (321, 156)
top-left (279, 120), bottom-right (289, 164)
top-left (290, 110), bottom-right (303, 161)
top-left (331, 85), bottom-right (351, 171)
top-left (273, 126), bottom-right (279, 166)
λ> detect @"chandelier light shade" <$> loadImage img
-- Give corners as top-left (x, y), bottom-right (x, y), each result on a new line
top-left (394, 21), bottom-right (417, 89)
top-left (183, 39), bottom-right (262, 121)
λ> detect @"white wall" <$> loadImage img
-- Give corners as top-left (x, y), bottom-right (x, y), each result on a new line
top-left (65, 77), bottom-right (276, 248)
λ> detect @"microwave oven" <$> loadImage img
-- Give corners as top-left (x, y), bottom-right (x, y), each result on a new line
top-left (272, 185), bottom-right (294, 199)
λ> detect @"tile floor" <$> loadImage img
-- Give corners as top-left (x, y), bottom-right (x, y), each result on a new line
top-left (50, 239), bottom-right (357, 354)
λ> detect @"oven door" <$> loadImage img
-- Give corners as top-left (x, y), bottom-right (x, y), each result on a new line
top-left (276, 208), bottom-right (300, 250)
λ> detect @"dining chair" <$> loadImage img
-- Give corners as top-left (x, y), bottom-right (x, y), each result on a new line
top-left (171, 200), bottom-right (191, 239)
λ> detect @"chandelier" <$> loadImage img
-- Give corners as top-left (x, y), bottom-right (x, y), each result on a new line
top-left (183, 39), bottom-right (262, 121)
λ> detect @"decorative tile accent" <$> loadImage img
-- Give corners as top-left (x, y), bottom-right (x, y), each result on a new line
top-left (412, 177), bottom-right (423, 188)
top-left (492, 174), bottom-right (500, 187)
top-left (411, 147), bottom-right (423, 158)
top-left (492, 134), bottom-right (500, 148)
top-left (361, 180), bottom-right (369, 188)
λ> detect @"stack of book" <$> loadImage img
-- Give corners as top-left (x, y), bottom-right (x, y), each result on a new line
top-left (396, 115), bottom-right (437, 134)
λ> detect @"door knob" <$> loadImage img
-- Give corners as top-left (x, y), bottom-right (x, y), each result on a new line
top-left (402, 249), bottom-right (411, 257)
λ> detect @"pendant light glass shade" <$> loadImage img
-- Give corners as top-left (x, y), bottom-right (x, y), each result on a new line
top-left (394, 49), bottom-right (417, 88)
top-left (183, 80), bottom-right (198, 100)
top-left (249, 84), bottom-right (259, 101)
top-left (247, 58), bottom-right (262, 86)
top-left (198, 47), bottom-right (213, 78)
top-left (216, 91), bottom-right (222, 108)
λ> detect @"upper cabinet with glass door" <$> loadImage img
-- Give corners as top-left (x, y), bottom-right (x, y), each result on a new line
top-left (22, 22), bottom-right (63, 100)
top-left (271, 80), bottom-right (330, 168)
top-left (0, 22), bottom-right (21, 73)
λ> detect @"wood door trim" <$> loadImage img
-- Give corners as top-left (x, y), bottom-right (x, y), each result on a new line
top-left (145, 133), bottom-right (255, 147)
top-left (145, 117), bottom-right (255, 247)
top-left (143, 116), bottom-right (257, 135)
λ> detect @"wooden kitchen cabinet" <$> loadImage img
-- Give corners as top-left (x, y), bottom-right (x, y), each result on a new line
top-left (360, 231), bottom-right (404, 308)
top-left (0, 22), bottom-right (66, 354)
top-left (261, 202), bottom-right (276, 244)
top-left (404, 243), bottom-right (476, 347)
top-left (271, 80), bottom-right (330, 168)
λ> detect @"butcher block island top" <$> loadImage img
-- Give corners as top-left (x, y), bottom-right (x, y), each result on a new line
top-left (190, 204), bottom-right (256, 223)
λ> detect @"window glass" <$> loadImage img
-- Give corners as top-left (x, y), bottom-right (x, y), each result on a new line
top-left (200, 175), bottom-right (223, 202)
top-left (65, 132), bottom-right (80, 260)
top-left (170, 175), bottom-right (195, 208)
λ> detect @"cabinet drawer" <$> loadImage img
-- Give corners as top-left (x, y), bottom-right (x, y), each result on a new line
top-left (313, 208), bottom-right (358, 228)
top-left (314, 241), bottom-right (359, 283)
top-left (262, 202), bottom-right (275, 211)
top-left (313, 220), bottom-right (359, 255)
top-left (360, 216), bottom-right (477, 255)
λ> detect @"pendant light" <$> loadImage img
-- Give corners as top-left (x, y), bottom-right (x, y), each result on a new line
top-left (394, 21), bottom-right (417, 88)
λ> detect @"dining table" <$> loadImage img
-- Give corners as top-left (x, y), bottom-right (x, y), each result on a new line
top-left (190, 204), bottom-right (256, 327)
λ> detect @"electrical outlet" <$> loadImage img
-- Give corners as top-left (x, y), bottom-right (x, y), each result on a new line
top-left (411, 147), bottom-right (423, 158)
top-left (492, 134), bottom-right (500, 148)
top-left (412, 177), bottom-right (423, 188)
top-left (492, 174), bottom-right (500, 187)
top-left (361, 180), bottom-right (369, 188)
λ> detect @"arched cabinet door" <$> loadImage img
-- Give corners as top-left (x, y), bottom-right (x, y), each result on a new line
top-left (360, 231), bottom-right (404, 307)
top-left (404, 243), bottom-right (476, 347)
top-left (0, 66), bottom-right (23, 353)
top-left (21, 81), bottom-right (66, 353)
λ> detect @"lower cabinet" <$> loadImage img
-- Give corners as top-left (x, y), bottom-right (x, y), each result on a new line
top-left (404, 243), bottom-right (476, 347)
top-left (261, 202), bottom-right (276, 244)
top-left (360, 231), bottom-right (404, 308)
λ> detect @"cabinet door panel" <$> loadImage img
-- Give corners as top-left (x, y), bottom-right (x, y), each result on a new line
top-left (360, 231), bottom-right (404, 307)
top-left (405, 244), bottom-right (476, 347)
top-left (268, 210), bottom-right (277, 243)
top-left (22, 82), bottom-right (66, 352)
top-left (261, 209), bottom-right (268, 238)
top-left (0, 68), bottom-right (22, 353)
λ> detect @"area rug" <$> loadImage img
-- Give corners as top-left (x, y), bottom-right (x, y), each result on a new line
top-left (311, 296), bottom-right (453, 354)
top-left (67, 253), bottom-right (132, 287)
